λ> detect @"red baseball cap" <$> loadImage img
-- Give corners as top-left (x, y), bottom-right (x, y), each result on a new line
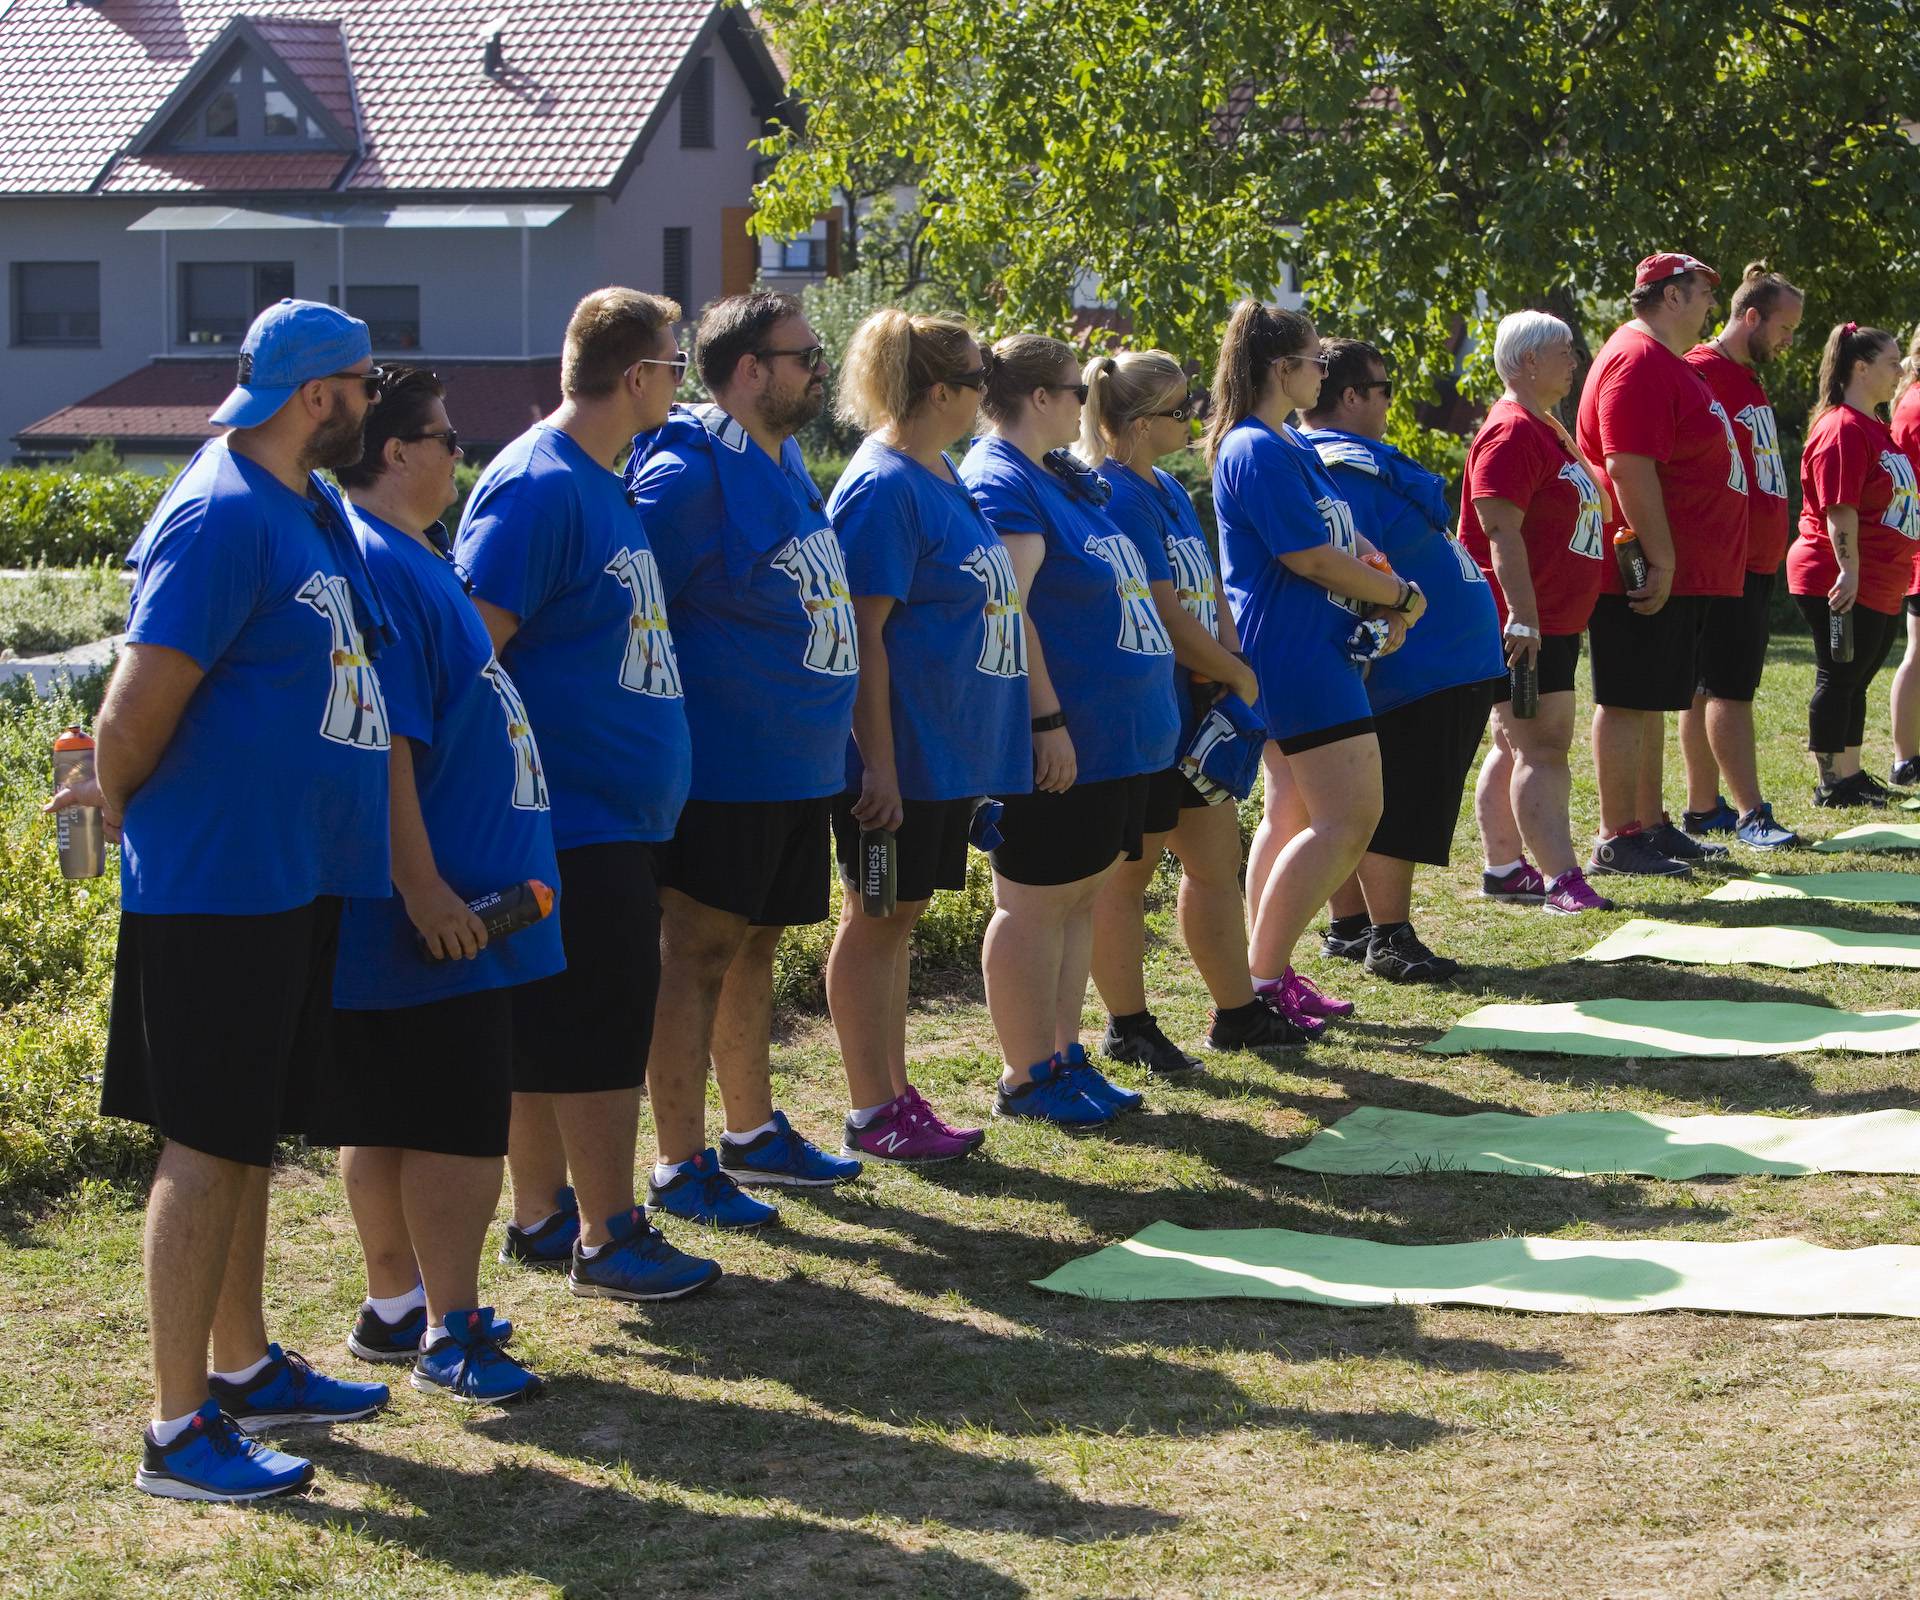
top-left (1634, 252), bottom-right (1720, 289)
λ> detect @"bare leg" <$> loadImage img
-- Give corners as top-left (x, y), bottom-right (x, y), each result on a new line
top-left (1167, 801), bottom-right (1256, 1007)
top-left (1893, 611), bottom-right (1920, 763)
top-left (339, 1146), bottom-right (417, 1299)
top-left (1243, 743), bottom-right (1304, 937)
top-left (144, 1142), bottom-right (252, 1419)
top-left (1326, 870), bottom-right (1368, 921)
top-left (713, 924), bottom-right (785, 1135)
top-left (1474, 725), bottom-right (1524, 867)
top-left (647, 887), bottom-right (750, 1167)
top-left (1704, 697), bottom-right (1763, 815)
top-left (401, 1152), bottom-right (503, 1325)
top-left (1633, 713), bottom-right (1667, 826)
top-left (1355, 854), bottom-right (1417, 926)
top-left (983, 873), bottom-right (1091, 1081)
top-left (549, 1090), bottom-right (642, 1248)
top-left (1055, 863), bottom-right (1115, 1053)
top-left (1246, 735), bottom-right (1383, 979)
top-left (1679, 692), bottom-right (1720, 814)
top-left (208, 1164), bottom-right (271, 1376)
top-left (1089, 833), bottom-right (1168, 1018)
top-left (1500, 692), bottom-right (1578, 879)
top-left (505, 1094), bottom-right (566, 1231)
top-left (1592, 704), bottom-right (1648, 837)
top-left (826, 891), bottom-right (928, 1109)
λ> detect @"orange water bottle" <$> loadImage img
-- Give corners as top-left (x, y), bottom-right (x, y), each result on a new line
top-left (51, 726), bottom-right (104, 879)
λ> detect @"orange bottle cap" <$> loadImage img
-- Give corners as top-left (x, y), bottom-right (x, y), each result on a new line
top-left (1612, 529), bottom-right (1638, 545)
top-left (53, 725), bottom-right (94, 751)
top-left (527, 880), bottom-right (555, 920)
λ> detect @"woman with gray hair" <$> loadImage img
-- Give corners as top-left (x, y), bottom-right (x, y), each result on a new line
top-left (1462, 311), bottom-right (1619, 916)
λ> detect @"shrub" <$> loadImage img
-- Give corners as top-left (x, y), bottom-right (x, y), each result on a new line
top-left (0, 566), bottom-right (129, 657)
top-left (0, 469), bottom-right (170, 568)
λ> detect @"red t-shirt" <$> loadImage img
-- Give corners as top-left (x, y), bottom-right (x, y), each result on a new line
top-left (1459, 398), bottom-right (1606, 634)
top-left (1685, 344), bottom-right (1791, 574)
top-left (1787, 404), bottom-right (1920, 615)
top-left (1576, 324), bottom-right (1748, 598)
top-left (1892, 386), bottom-right (1920, 598)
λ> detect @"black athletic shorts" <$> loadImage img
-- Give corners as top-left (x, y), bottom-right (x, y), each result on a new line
top-left (100, 897), bottom-right (341, 1167)
top-left (654, 796), bottom-right (833, 928)
top-left (1906, 591), bottom-right (1920, 619)
top-left (1587, 592), bottom-right (1707, 711)
top-left (513, 842), bottom-right (658, 1095)
top-left (1491, 632), bottom-right (1582, 705)
top-left (990, 773), bottom-right (1149, 887)
top-left (1143, 766), bottom-right (1209, 835)
top-left (1697, 569), bottom-right (1776, 702)
top-left (316, 988), bottom-right (513, 1157)
top-left (1277, 715), bottom-right (1376, 758)
top-left (1371, 679), bottom-right (1499, 867)
top-left (831, 793), bottom-right (975, 905)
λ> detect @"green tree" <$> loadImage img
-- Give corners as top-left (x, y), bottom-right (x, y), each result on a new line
top-left (752, 0), bottom-right (1920, 450)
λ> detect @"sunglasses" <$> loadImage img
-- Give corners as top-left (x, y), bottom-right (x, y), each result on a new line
top-left (1152, 391), bottom-right (1212, 423)
top-left (632, 352), bottom-right (690, 381)
top-left (756, 344), bottom-right (828, 371)
top-left (322, 365), bottom-right (387, 400)
top-left (405, 429), bottom-right (461, 454)
top-left (1351, 380), bottom-right (1395, 400)
top-left (1275, 353), bottom-right (1330, 375)
top-left (1044, 382), bottom-right (1091, 404)
top-left (947, 368), bottom-right (990, 390)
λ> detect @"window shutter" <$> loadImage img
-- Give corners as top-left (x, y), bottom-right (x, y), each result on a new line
top-left (679, 57), bottom-right (715, 149)
top-left (663, 227), bottom-right (692, 313)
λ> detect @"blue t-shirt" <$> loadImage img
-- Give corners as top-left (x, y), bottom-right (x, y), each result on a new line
top-left (958, 438), bottom-right (1180, 784)
top-left (628, 405), bottom-right (859, 802)
top-left (334, 507), bottom-right (565, 1010)
top-left (119, 439), bottom-right (392, 914)
top-left (1301, 428), bottom-right (1504, 713)
top-left (829, 438), bottom-right (1031, 801)
top-left (454, 424), bottom-right (691, 847)
top-left (1213, 416), bottom-right (1373, 743)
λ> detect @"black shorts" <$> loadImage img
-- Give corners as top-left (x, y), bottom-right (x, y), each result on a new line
top-left (1697, 570), bottom-right (1775, 702)
top-left (1491, 632), bottom-right (1582, 704)
top-left (315, 988), bottom-right (514, 1157)
top-left (654, 797), bottom-right (833, 927)
top-left (100, 897), bottom-right (341, 1168)
top-left (1277, 715), bottom-right (1375, 757)
top-left (1371, 679), bottom-right (1499, 866)
top-left (512, 842), bottom-right (658, 1095)
top-left (831, 793), bottom-right (974, 904)
top-left (1144, 767), bottom-right (1209, 835)
top-left (990, 774), bottom-right (1149, 887)
top-left (1587, 592), bottom-right (1707, 711)
top-left (1907, 591), bottom-right (1920, 618)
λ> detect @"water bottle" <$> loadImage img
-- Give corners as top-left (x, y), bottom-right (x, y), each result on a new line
top-left (858, 828), bottom-right (896, 918)
top-left (420, 878), bottom-right (554, 959)
top-left (1510, 651), bottom-right (1540, 719)
top-left (1830, 605), bottom-right (1855, 664)
top-left (1614, 529), bottom-right (1648, 592)
top-left (51, 726), bottom-right (104, 879)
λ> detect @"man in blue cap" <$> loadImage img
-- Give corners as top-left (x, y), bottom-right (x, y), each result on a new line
top-left (51, 299), bottom-right (397, 1502)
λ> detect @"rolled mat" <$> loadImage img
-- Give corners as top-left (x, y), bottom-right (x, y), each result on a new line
top-left (1424, 998), bottom-right (1920, 1058)
top-left (1031, 1222), bottom-right (1920, 1315)
top-left (1273, 1104), bottom-right (1920, 1178)
top-left (1812, 823), bottom-right (1920, 853)
top-left (1705, 872), bottom-right (1920, 905)
top-left (1579, 917), bottom-right (1920, 969)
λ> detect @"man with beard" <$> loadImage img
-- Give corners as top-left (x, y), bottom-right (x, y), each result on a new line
top-left (1677, 263), bottom-right (1806, 849)
top-left (627, 292), bottom-right (864, 1227)
top-left (1577, 254), bottom-right (1751, 878)
top-left (49, 300), bottom-right (396, 1501)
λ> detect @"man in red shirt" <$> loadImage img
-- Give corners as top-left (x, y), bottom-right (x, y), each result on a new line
top-left (1577, 252), bottom-right (1750, 878)
top-left (1677, 263), bottom-right (1805, 849)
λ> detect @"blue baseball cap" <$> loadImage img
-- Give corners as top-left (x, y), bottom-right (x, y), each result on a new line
top-left (210, 298), bottom-right (373, 428)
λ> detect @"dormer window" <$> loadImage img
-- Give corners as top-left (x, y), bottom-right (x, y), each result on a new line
top-left (160, 46), bottom-right (342, 152)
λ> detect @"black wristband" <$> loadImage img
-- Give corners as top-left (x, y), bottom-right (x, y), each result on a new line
top-left (1389, 579), bottom-right (1418, 615)
top-left (1031, 710), bottom-right (1067, 733)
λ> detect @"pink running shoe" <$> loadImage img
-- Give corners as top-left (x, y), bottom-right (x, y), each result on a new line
top-left (1481, 859), bottom-right (1548, 902)
top-left (1284, 966), bottom-right (1354, 1019)
top-left (841, 1093), bottom-right (979, 1165)
top-left (1253, 974), bottom-right (1327, 1035)
top-left (902, 1084), bottom-right (986, 1150)
top-left (1543, 867), bottom-right (1618, 915)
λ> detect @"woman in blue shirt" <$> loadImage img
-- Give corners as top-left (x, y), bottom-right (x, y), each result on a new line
top-left (1078, 349), bottom-right (1310, 1060)
top-left (824, 309), bottom-right (1028, 1164)
top-left (1208, 301), bottom-right (1427, 1025)
top-left (959, 335), bottom-right (1180, 1126)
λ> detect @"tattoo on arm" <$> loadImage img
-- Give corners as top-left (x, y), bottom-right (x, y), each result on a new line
top-left (1835, 527), bottom-right (1856, 565)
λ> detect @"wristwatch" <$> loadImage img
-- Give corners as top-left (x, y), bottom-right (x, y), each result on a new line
top-left (1389, 579), bottom-right (1422, 615)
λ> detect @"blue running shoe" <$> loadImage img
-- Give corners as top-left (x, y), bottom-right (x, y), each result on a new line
top-left (209, 1345), bottom-right (388, 1432)
top-left (135, 1401), bottom-right (314, 1503)
top-left (411, 1309), bottom-right (544, 1404)
top-left (993, 1056), bottom-right (1114, 1127)
top-left (719, 1110), bottom-right (864, 1189)
top-left (569, 1204), bottom-right (723, 1301)
top-left (1682, 795), bottom-right (1739, 836)
top-left (1736, 803), bottom-right (1802, 849)
top-left (649, 1148), bottom-right (780, 1229)
top-left (499, 1184), bottom-right (580, 1270)
top-left (1059, 1042), bottom-right (1145, 1115)
top-left (349, 1298), bottom-right (512, 1363)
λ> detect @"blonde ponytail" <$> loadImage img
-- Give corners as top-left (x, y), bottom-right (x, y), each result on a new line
top-left (836, 308), bottom-right (977, 433)
top-left (1079, 350), bottom-right (1190, 465)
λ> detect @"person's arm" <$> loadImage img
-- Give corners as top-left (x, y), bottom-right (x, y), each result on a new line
top-left (1001, 531), bottom-right (1075, 793)
top-left (388, 734), bottom-right (488, 960)
top-left (1604, 453), bottom-right (1674, 614)
top-left (471, 595), bottom-right (521, 657)
top-left (1473, 496), bottom-right (1542, 668)
top-left (1279, 543), bottom-right (1428, 624)
top-left (1149, 580), bottom-right (1258, 703)
top-left (45, 643), bottom-right (208, 838)
top-left (847, 595), bottom-right (903, 829)
top-left (1824, 505), bottom-right (1862, 613)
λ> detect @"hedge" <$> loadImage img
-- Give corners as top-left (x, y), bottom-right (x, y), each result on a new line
top-left (0, 470), bottom-right (170, 568)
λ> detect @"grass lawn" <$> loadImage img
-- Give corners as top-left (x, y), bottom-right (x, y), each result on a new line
top-left (7, 629), bottom-right (1920, 1598)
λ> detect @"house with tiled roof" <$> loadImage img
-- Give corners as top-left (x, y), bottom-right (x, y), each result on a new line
top-left (0, 0), bottom-right (831, 464)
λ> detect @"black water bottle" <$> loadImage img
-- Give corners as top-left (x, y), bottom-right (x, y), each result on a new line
top-left (1510, 651), bottom-right (1540, 719)
top-left (420, 879), bottom-right (553, 960)
top-left (1613, 529), bottom-right (1648, 592)
top-left (858, 828), bottom-right (896, 918)
top-left (1830, 605), bottom-right (1855, 664)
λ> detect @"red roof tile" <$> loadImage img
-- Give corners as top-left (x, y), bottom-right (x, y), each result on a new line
top-left (101, 152), bottom-right (353, 194)
top-left (15, 357), bottom-right (562, 453)
top-left (0, 1), bottom-right (738, 197)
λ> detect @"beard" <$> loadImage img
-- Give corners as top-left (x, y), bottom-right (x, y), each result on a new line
top-left (759, 380), bottom-right (826, 436)
top-left (1749, 329), bottom-right (1784, 364)
top-left (304, 400), bottom-right (369, 473)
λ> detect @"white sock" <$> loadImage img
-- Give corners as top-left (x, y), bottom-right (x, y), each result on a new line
top-left (364, 1283), bottom-right (425, 1323)
top-left (422, 1328), bottom-right (455, 1350)
top-left (515, 1208), bottom-right (561, 1235)
top-left (847, 1101), bottom-right (893, 1128)
top-left (1251, 973), bottom-right (1284, 992)
top-left (211, 1353), bottom-right (272, 1385)
top-left (652, 1159), bottom-right (693, 1187)
top-left (722, 1116), bottom-right (779, 1146)
top-left (1486, 857), bottom-right (1524, 876)
top-left (150, 1408), bottom-right (200, 1445)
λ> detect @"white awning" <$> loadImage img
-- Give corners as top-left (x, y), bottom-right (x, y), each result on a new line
top-left (128, 203), bottom-right (571, 232)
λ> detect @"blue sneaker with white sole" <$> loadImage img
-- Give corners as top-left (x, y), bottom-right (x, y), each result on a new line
top-left (993, 1055), bottom-right (1114, 1127)
top-left (207, 1344), bottom-right (388, 1432)
top-left (499, 1185), bottom-right (580, 1270)
top-left (411, 1309), bottom-right (544, 1404)
top-left (1058, 1042), bottom-right (1145, 1115)
top-left (1736, 803), bottom-right (1802, 849)
top-left (569, 1204), bottom-right (723, 1302)
top-left (135, 1401), bottom-right (314, 1502)
top-left (719, 1110), bottom-right (863, 1188)
top-left (649, 1148), bottom-right (781, 1228)
top-left (348, 1298), bottom-right (512, 1363)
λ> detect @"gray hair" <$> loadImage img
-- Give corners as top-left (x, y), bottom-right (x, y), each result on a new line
top-left (1492, 311), bottom-right (1573, 384)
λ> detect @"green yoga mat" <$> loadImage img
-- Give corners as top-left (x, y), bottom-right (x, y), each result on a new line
top-left (1274, 1105), bottom-right (1920, 1178)
top-left (1813, 823), bottom-right (1920, 853)
top-left (1705, 872), bottom-right (1920, 905)
top-left (1032, 1222), bottom-right (1920, 1315)
top-left (1580, 917), bottom-right (1920, 969)
top-left (1424, 999), bottom-right (1920, 1058)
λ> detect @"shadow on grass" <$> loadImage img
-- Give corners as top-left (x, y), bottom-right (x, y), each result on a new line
top-left (1453, 963), bottom-right (1845, 1007)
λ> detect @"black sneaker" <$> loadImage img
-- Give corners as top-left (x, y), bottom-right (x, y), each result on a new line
top-left (1893, 757), bottom-right (1920, 787)
top-left (1859, 769), bottom-right (1896, 800)
top-left (1204, 999), bottom-right (1312, 1051)
top-left (1319, 922), bottom-right (1373, 961)
top-left (1589, 830), bottom-right (1692, 878)
top-left (1102, 1014), bottom-right (1204, 1077)
top-left (1363, 924), bottom-right (1462, 984)
top-left (1646, 816), bottom-right (1728, 861)
top-left (348, 1301), bottom-right (513, 1364)
top-left (1813, 772), bottom-right (1888, 810)
top-left (499, 1185), bottom-right (581, 1269)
